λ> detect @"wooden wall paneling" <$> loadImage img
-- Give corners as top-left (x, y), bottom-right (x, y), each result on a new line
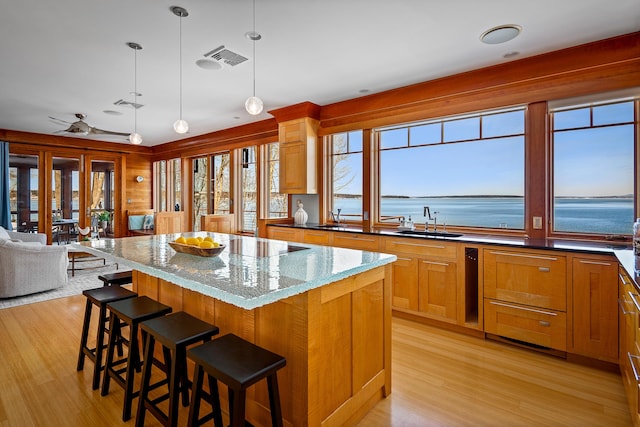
top-left (182, 287), bottom-right (215, 321)
top-left (154, 211), bottom-right (186, 234)
top-left (526, 102), bottom-right (549, 239)
top-left (157, 278), bottom-right (183, 311)
top-left (124, 153), bottom-right (153, 213)
top-left (352, 281), bottom-right (385, 391)
top-left (318, 33), bottom-right (640, 134)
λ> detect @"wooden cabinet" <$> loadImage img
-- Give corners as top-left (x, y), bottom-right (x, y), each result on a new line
top-left (279, 118), bottom-right (318, 194)
top-left (619, 266), bottom-right (640, 426)
top-left (201, 214), bottom-right (235, 234)
top-left (332, 232), bottom-right (380, 251)
top-left (302, 229), bottom-right (332, 245)
top-left (484, 249), bottom-right (567, 311)
top-left (418, 258), bottom-right (458, 322)
top-left (266, 226), bottom-right (303, 243)
top-left (483, 248), bottom-right (567, 351)
top-left (384, 237), bottom-right (461, 325)
top-left (391, 256), bottom-right (418, 311)
top-left (571, 256), bottom-right (618, 362)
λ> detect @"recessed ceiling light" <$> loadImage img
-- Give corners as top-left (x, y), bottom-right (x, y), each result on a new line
top-left (480, 25), bottom-right (521, 44)
top-left (503, 51), bottom-right (520, 58)
top-left (196, 58), bottom-right (223, 70)
top-left (359, 89), bottom-right (370, 94)
top-left (103, 110), bottom-right (122, 116)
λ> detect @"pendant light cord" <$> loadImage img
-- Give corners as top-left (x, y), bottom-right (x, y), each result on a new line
top-left (179, 13), bottom-right (183, 120)
top-left (252, 0), bottom-right (256, 97)
top-left (133, 47), bottom-right (138, 133)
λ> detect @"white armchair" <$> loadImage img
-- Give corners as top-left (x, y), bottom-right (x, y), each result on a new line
top-left (0, 238), bottom-right (69, 298)
top-left (7, 230), bottom-right (47, 245)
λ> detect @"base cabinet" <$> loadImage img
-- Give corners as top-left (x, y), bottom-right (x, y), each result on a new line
top-left (418, 259), bottom-right (458, 322)
top-left (483, 248), bottom-right (567, 351)
top-left (619, 267), bottom-right (640, 426)
top-left (571, 256), bottom-right (618, 362)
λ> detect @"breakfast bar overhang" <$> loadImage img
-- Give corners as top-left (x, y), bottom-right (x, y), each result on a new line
top-left (77, 233), bottom-right (396, 426)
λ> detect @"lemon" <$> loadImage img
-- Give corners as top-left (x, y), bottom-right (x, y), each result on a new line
top-left (196, 236), bottom-right (204, 242)
top-left (199, 241), bottom-right (214, 249)
top-left (211, 242), bottom-right (220, 247)
top-left (175, 236), bottom-right (187, 244)
top-left (203, 236), bottom-right (214, 243)
top-left (186, 237), bottom-right (199, 246)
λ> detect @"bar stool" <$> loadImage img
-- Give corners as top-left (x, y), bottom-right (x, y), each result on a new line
top-left (98, 270), bottom-right (133, 286)
top-left (135, 312), bottom-right (219, 427)
top-left (186, 333), bottom-right (287, 427)
top-left (101, 296), bottom-right (173, 421)
top-left (76, 286), bottom-right (137, 390)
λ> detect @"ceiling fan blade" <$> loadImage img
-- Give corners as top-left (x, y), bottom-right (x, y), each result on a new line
top-left (89, 126), bottom-right (131, 137)
top-left (49, 116), bottom-right (74, 125)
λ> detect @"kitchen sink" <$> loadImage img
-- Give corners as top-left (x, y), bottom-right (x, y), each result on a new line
top-left (396, 230), bottom-right (463, 238)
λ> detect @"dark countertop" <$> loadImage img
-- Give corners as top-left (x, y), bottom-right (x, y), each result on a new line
top-left (269, 222), bottom-right (639, 288)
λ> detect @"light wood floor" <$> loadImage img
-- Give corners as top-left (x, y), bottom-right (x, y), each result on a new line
top-left (0, 294), bottom-right (632, 426)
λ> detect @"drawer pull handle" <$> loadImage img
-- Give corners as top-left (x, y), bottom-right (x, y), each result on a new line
top-left (538, 267), bottom-right (550, 272)
top-left (629, 292), bottom-right (640, 312)
top-left (620, 273), bottom-right (631, 285)
top-left (629, 353), bottom-right (640, 382)
top-left (489, 251), bottom-right (557, 261)
top-left (489, 300), bottom-right (557, 317)
top-left (539, 321), bottom-right (551, 327)
top-left (391, 241), bottom-right (446, 249)
top-left (421, 260), bottom-right (449, 267)
top-left (619, 298), bottom-right (634, 315)
top-left (397, 257), bottom-right (412, 262)
top-left (579, 260), bottom-right (612, 266)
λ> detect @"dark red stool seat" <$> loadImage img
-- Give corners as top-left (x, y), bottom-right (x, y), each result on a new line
top-left (76, 285), bottom-right (137, 390)
top-left (186, 333), bottom-right (287, 427)
top-left (134, 311), bottom-right (219, 427)
top-left (101, 296), bottom-right (172, 421)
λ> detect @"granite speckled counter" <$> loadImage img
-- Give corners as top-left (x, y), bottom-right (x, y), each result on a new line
top-left (76, 232), bottom-right (396, 426)
top-left (76, 232), bottom-right (396, 309)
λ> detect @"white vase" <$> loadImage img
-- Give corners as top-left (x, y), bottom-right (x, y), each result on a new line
top-left (294, 202), bottom-right (308, 225)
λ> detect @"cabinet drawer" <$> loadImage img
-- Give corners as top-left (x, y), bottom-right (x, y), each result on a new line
top-left (332, 233), bottom-right (379, 251)
top-left (266, 227), bottom-right (303, 243)
top-left (484, 299), bottom-right (567, 351)
top-left (484, 249), bottom-right (567, 311)
top-left (383, 238), bottom-right (457, 260)
top-left (303, 230), bottom-right (331, 245)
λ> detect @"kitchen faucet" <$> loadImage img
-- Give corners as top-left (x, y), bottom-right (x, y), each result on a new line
top-left (423, 206), bottom-right (439, 231)
top-left (330, 208), bottom-right (342, 224)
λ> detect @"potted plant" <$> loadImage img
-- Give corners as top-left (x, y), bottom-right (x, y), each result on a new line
top-left (97, 211), bottom-right (110, 232)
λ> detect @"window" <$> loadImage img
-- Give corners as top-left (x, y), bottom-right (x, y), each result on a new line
top-left (265, 142), bottom-right (287, 218)
top-left (210, 153), bottom-right (230, 215)
top-left (376, 108), bottom-right (525, 229)
top-left (551, 99), bottom-right (636, 235)
top-left (154, 159), bottom-right (182, 212)
top-left (192, 157), bottom-right (208, 231)
top-left (328, 130), bottom-right (363, 222)
top-left (240, 147), bottom-right (257, 232)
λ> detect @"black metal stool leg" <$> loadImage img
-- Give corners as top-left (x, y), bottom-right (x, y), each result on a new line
top-left (267, 374), bottom-right (283, 427)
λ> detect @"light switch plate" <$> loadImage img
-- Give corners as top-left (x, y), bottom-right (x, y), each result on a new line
top-left (533, 216), bottom-right (543, 229)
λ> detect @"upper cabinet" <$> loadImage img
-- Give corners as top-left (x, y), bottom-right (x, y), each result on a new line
top-left (279, 117), bottom-right (319, 194)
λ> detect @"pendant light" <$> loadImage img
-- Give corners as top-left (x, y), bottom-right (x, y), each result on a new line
top-left (171, 6), bottom-right (189, 134)
top-left (245, 0), bottom-right (263, 115)
top-left (127, 42), bottom-right (143, 145)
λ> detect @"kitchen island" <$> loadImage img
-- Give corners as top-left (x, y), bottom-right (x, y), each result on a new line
top-left (77, 233), bottom-right (396, 426)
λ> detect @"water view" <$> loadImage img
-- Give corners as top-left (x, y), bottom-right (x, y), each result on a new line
top-left (332, 196), bottom-right (634, 235)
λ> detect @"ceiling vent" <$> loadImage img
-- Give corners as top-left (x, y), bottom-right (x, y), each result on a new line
top-left (114, 99), bottom-right (144, 109)
top-left (203, 45), bottom-right (248, 67)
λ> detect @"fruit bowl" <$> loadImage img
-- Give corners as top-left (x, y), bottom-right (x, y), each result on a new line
top-left (168, 242), bottom-right (226, 257)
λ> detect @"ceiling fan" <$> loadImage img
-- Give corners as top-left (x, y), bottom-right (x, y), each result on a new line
top-left (49, 113), bottom-right (130, 137)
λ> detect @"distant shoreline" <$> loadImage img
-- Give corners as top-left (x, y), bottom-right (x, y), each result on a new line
top-left (335, 194), bottom-right (633, 199)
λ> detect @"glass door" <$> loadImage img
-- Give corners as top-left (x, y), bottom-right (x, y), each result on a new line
top-left (90, 160), bottom-right (115, 237)
top-left (51, 156), bottom-right (80, 243)
top-left (9, 154), bottom-right (39, 232)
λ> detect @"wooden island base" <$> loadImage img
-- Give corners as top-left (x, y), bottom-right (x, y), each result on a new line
top-left (133, 264), bottom-right (392, 427)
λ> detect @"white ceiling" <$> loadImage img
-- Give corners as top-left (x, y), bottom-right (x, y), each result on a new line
top-left (0, 0), bottom-right (638, 147)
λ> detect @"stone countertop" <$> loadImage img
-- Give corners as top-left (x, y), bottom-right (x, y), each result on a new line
top-left (270, 223), bottom-right (631, 255)
top-left (75, 233), bottom-right (396, 310)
